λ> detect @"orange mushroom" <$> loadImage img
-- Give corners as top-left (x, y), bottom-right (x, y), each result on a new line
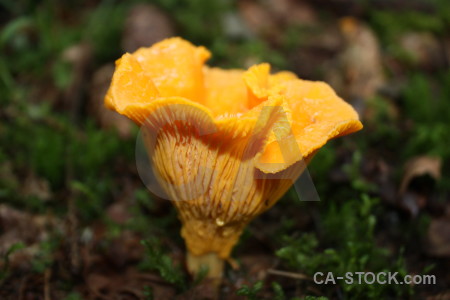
top-left (105, 37), bottom-right (362, 280)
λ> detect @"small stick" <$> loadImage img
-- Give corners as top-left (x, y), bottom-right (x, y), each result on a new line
top-left (18, 276), bottom-right (28, 300)
top-left (266, 268), bottom-right (311, 281)
top-left (44, 268), bottom-right (51, 300)
top-left (226, 257), bottom-right (240, 270)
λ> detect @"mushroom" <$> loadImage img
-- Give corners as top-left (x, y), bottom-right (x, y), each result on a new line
top-left (104, 37), bottom-right (362, 280)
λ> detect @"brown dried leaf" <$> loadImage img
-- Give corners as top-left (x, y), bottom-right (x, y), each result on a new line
top-left (89, 64), bottom-right (134, 138)
top-left (106, 201), bottom-right (132, 225)
top-left (62, 43), bottom-right (92, 66)
top-left (121, 4), bottom-right (175, 53)
top-left (399, 32), bottom-right (445, 70)
top-left (0, 205), bottom-right (61, 270)
top-left (238, 0), bottom-right (279, 39)
top-left (427, 217), bottom-right (450, 257)
top-left (104, 231), bottom-right (143, 268)
top-left (289, 24), bottom-right (344, 80)
top-left (239, 254), bottom-right (275, 281)
top-left (266, 0), bottom-right (317, 27)
top-left (85, 268), bottom-right (176, 300)
top-left (398, 156), bottom-right (441, 217)
top-left (426, 290), bottom-right (450, 300)
top-left (326, 17), bottom-right (384, 101)
top-left (0, 161), bottom-right (18, 190)
top-left (177, 278), bottom-right (220, 300)
top-left (400, 156), bottom-right (441, 194)
top-left (444, 37), bottom-right (450, 69)
top-left (22, 171), bottom-right (52, 201)
top-left (61, 43), bottom-right (93, 112)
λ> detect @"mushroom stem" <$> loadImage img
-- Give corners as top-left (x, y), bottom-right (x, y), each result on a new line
top-left (186, 251), bottom-right (225, 281)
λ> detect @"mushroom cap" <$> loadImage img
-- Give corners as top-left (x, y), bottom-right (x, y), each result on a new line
top-left (105, 37), bottom-right (362, 258)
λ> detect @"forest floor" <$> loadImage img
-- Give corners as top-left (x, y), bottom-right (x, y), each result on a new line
top-left (1, 0), bottom-right (449, 299)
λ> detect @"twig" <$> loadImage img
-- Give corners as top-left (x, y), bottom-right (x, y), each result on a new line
top-left (226, 257), bottom-right (240, 270)
top-left (67, 193), bottom-right (81, 275)
top-left (65, 115), bottom-right (80, 276)
top-left (266, 268), bottom-right (311, 281)
top-left (44, 268), bottom-right (51, 300)
top-left (18, 275), bottom-right (28, 300)
top-left (132, 273), bottom-right (173, 285)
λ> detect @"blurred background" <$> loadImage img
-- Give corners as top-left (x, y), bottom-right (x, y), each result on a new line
top-left (0, 0), bottom-right (449, 299)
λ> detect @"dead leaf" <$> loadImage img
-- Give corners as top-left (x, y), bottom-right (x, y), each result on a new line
top-left (398, 156), bottom-right (441, 217)
top-left (177, 278), bottom-right (220, 300)
top-left (0, 205), bottom-right (61, 271)
top-left (426, 290), bottom-right (450, 300)
top-left (238, 0), bottom-right (279, 40)
top-left (427, 217), bottom-right (450, 257)
top-left (239, 254), bottom-right (275, 281)
top-left (104, 231), bottom-right (143, 268)
top-left (22, 171), bottom-right (52, 201)
top-left (266, 0), bottom-right (317, 27)
top-left (86, 273), bottom-right (110, 297)
top-left (400, 156), bottom-right (441, 194)
top-left (400, 191), bottom-right (427, 217)
top-left (444, 37), bottom-right (450, 69)
top-left (121, 4), bottom-right (175, 53)
top-left (290, 25), bottom-right (343, 80)
top-left (62, 43), bottom-right (92, 66)
top-left (399, 32), bottom-right (445, 70)
top-left (222, 12), bottom-right (253, 39)
top-left (0, 161), bottom-right (19, 190)
top-left (89, 64), bottom-right (134, 138)
top-left (106, 201), bottom-right (132, 225)
top-left (326, 17), bottom-right (384, 101)
top-left (85, 268), bottom-right (176, 300)
top-left (61, 42), bottom-right (93, 114)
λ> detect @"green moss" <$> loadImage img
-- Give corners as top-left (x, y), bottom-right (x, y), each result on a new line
top-left (277, 195), bottom-right (412, 299)
top-left (140, 238), bottom-right (187, 291)
top-left (236, 281), bottom-right (264, 300)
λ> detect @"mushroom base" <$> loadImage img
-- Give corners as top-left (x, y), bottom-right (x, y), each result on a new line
top-left (186, 251), bottom-right (225, 280)
top-left (180, 217), bottom-right (249, 259)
